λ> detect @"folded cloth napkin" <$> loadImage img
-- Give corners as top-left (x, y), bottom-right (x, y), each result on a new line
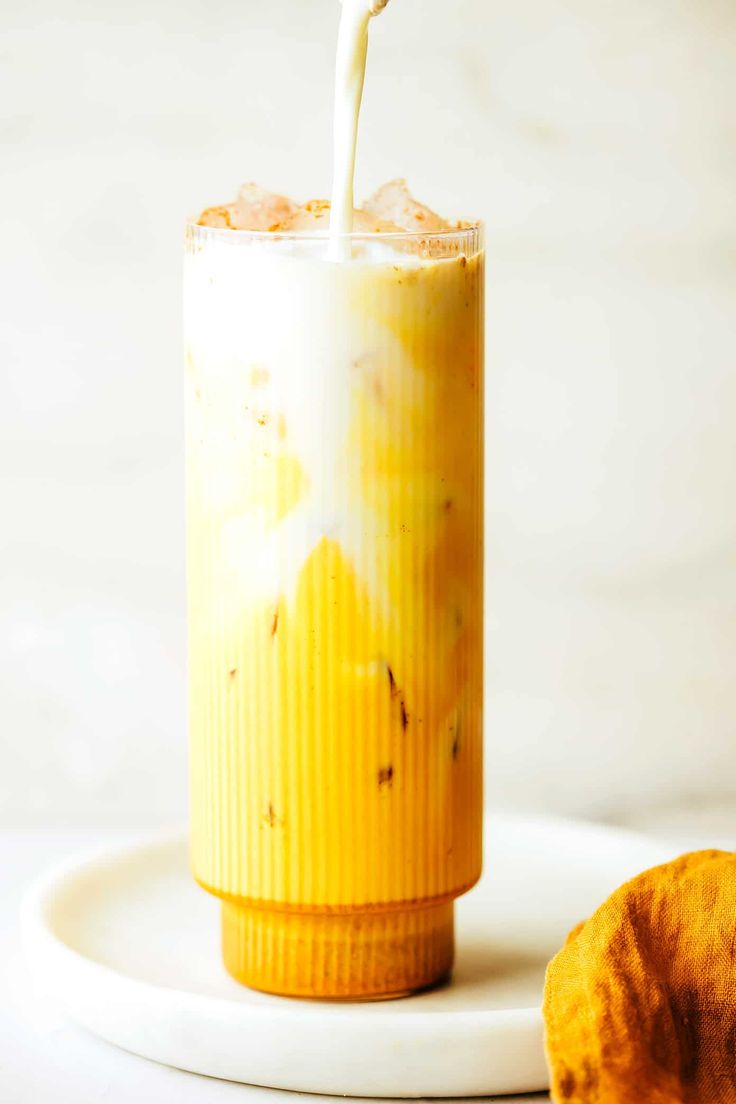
top-left (543, 850), bottom-right (736, 1104)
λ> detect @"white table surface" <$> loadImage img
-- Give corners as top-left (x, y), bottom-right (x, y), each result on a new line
top-left (3, 812), bottom-right (734, 1104)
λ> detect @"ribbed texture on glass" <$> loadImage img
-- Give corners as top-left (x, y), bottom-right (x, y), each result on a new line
top-left (222, 899), bottom-right (454, 999)
top-left (185, 225), bottom-right (483, 996)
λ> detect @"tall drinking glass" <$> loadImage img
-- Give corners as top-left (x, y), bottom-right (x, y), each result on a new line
top-left (185, 222), bottom-right (484, 999)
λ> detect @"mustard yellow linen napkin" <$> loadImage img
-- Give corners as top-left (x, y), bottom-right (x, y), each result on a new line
top-left (543, 850), bottom-right (736, 1103)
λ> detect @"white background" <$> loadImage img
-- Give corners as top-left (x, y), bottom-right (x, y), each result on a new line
top-left (1, 0), bottom-right (735, 832)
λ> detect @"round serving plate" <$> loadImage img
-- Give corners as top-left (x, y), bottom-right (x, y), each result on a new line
top-left (20, 814), bottom-right (670, 1098)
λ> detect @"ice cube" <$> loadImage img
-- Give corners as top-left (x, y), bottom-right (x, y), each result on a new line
top-left (197, 204), bottom-right (237, 229)
top-left (233, 183), bottom-right (297, 230)
top-left (197, 184), bottom-right (297, 231)
top-left (362, 179), bottom-right (450, 233)
top-left (270, 199), bottom-right (332, 232)
top-left (270, 199), bottom-right (402, 234)
top-left (351, 208), bottom-right (403, 234)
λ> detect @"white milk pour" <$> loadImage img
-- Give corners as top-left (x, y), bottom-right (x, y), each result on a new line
top-left (329, 0), bottom-right (391, 261)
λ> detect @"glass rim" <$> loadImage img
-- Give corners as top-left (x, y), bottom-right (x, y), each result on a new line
top-left (185, 217), bottom-right (484, 244)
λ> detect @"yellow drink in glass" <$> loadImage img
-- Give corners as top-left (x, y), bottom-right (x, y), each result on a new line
top-left (185, 223), bottom-right (484, 999)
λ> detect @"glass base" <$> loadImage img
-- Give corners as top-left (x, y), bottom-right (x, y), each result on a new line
top-left (221, 899), bottom-right (454, 1000)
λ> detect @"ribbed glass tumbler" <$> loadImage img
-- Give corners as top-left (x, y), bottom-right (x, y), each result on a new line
top-left (185, 221), bottom-right (484, 999)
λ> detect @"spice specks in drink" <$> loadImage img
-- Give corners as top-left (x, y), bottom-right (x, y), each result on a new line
top-left (263, 803), bottom-right (281, 828)
top-left (385, 663), bottom-right (409, 730)
top-left (378, 765), bottom-right (394, 788)
top-left (271, 611), bottom-right (279, 637)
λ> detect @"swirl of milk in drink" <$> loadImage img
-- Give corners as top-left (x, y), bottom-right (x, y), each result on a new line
top-left (329, 0), bottom-right (391, 261)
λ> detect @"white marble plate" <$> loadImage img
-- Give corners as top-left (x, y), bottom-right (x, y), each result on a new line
top-left (20, 814), bottom-right (670, 1098)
